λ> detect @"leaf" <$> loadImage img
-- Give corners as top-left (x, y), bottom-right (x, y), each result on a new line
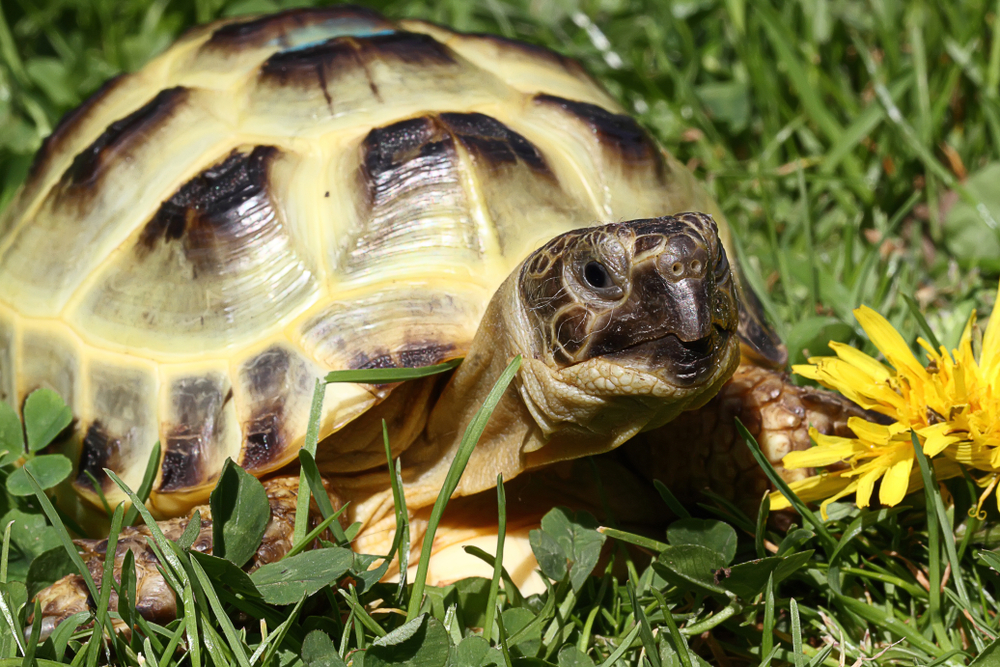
top-left (944, 162), bottom-right (1000, 270)
top-left (696, 80), bottom-right (750, 132)
top-left (178, 509), bottom-right (202, 550)
top-left (22, 389), bottom-right (72, 453)
top-left (557, 646), bottom-right (596, 667)
top-left (977, 550), bottom-right (1000, 572)
top-left (537, 507), bottom-right (606, 592)
top-left (528, 528), bottom-right (566, 582)
top-left (366, 613), bottom-right (450, 667)
top-left (189, 551), bottom-right (260, 598)
top-left (302, 630), bottom-right (347, 667)
top-left (776, 528), bottom-right (815, 556)
top-left (831, 507), bottom-right (908, 562)
top-left (210, 458), bottom-right (270, 568)
top-left (250, 548), bottom-right (353, 605)
top-left (667, 519), bottom-right (738, 566)
top-left (0, 509), bottom-right (61, 580)
top-left (453, 576), bottom-right (490, 629)
top-left (25, 546), bottom-right (75, 599)
top-left (6, 455), bottom-right (72, 496)
top-left (447, 636), bottom-right (490, 667)
top-left (970, 637), bottom-right (1000, 666)
top-left (501, 607), bottom-right (541, 658)
top-left (653, 544), bottom-right (729, 597)
top-left (720, 551), bottom-right (815, 600)
top-left (0, 401), bottom-right (23, 464)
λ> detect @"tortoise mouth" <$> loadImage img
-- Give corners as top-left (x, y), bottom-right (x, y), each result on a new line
top-left (608, 325), bottom-right (731, 387)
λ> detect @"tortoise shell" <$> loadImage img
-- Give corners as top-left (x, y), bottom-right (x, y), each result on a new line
top-left (0, 6), bottom-right (781, 516)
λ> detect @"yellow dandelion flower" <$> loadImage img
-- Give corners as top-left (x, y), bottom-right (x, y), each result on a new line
top-left (770, 282), bottom-right (1000, 519)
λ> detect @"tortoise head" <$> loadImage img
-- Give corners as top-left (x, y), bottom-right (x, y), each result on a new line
top-left (514, 213), bottom-right (741, 440)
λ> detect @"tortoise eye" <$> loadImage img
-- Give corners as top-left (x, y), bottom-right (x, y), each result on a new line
top-left (583, 261), bottom-right (613, 290)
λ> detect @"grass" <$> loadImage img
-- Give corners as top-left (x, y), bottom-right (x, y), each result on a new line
top-left (2, 0), bottom-right (1000, 664)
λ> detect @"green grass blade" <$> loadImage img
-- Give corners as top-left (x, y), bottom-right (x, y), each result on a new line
top-left (652, 480), bottom-right (691, 520)
top-left (911, 431), bottom-right (981, 651)
top-left (20, 600), bottom-right (40, 667)
top-left (338, 586), bottom-right (387, 638)
top-left (122, 442), bottom-right (161, 527)
top-left (294, 379), bottom-right (327, 547)
top-left (188, 557), bottom-right (251, 667)
top-left (735, 419), bottom-right (837, 553)
top-left (627, 582), bottom-right (660, 667)
top-left (494, 606), bottom-right (514, 667)
top-left (23, 469), bottom-right (100, 601)
top-left (597, 623), bottom-right (640, 667)
top-left (106, 470), bottom-right (187, 588)
top-left (483, 473), bottom-right (506, 644)
top-left (406, 355), bottom-right (521, 620)
top-left (283, 509), bottom-right (347, 560)
top-left (323, 360), bottom-right (461, 385)
top-left (597, 527), bottom-right (667, 553)
top-left (298, 450), bottom-right (348, 546)
top-left (385, 420), bottom-right (410, 603)
top-left (85, 502), bottom-right (124, 665)
top-left (0, 521), bottom-right (10, 584)
top-left (755, 492), bottom-right (770, 559)
top-left (651, 588), bottom-right (692, 667)
top-left (761, 573), bottom-right (775, 660)
top-left (249, 596), bottom-right (305, 666)
top-left (790, 597), bottom-right (804, 667)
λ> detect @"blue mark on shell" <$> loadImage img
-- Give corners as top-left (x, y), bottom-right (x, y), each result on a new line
top-left (270, 21), bottom-right (396, 52)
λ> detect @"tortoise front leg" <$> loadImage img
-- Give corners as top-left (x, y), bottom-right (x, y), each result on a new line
top-left (621, 364), bottom-right (867, 515)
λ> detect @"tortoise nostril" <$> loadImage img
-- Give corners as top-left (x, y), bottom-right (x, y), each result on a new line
top-left (671, 262), bottom-right (683, 276)
top-left (690, 260), bottom-right (701, 273)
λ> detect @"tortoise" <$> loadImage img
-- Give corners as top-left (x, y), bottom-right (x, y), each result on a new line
top-left (0, 6), bottom-right (861, 630)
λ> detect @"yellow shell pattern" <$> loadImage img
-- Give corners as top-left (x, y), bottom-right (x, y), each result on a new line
top-left (0, 7), bottom-right (727, 515)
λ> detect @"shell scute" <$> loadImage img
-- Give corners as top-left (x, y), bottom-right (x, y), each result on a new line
top-left (202, 5), bottom-right (393, 53)
top-left (345, 115), bottom-right (480, 279)
top-left (235, 344), bottom-right (324, 476)
top-left (158, 372), bottom-right (237, 494)
top-left (17, 324), bottom-right (79, 412)
top-left (0, 88), bottom-right (232, 319)
top-left (58, 87), bottom-right (191, 195)
top-left (70, 144), bottom-right (319, 353)
top-left (76, 358), bottom-right (159, 502)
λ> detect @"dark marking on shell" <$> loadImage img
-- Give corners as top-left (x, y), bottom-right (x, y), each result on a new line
top-left (159, 376), bottom-right (229, 493)
top-left (534, 94), bottom-right (665, 177)
top-left (243, 413), bottom-right (283, 470)
top-left (259, 32), bottom-right (455, 95)
top-left (350, 342), bottom-right (456, 371)
top-left (136, 146), bottom-right (278, 265)
top-left (359, 112), bottom-right (551, 207)
top-left (76, 422), bottom-right (119, 489)
top-left (362, 116), bottom-right (442, 177)
top-left (438, 112), bottom-right (550, 173)
top-left (203, 6), bottom-right (393, 52)
top-left (159, 441), bottom-right (201, 493)
top-left (239, 346), bottom-right (293, 472)
top-left (57, 87), bottom-right (189, 193)
top-left (27, 74), bottom-right (127, 186)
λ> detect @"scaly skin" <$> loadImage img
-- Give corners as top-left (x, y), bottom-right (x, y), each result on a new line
top-left (624, 364), bottom-right (867, 515)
